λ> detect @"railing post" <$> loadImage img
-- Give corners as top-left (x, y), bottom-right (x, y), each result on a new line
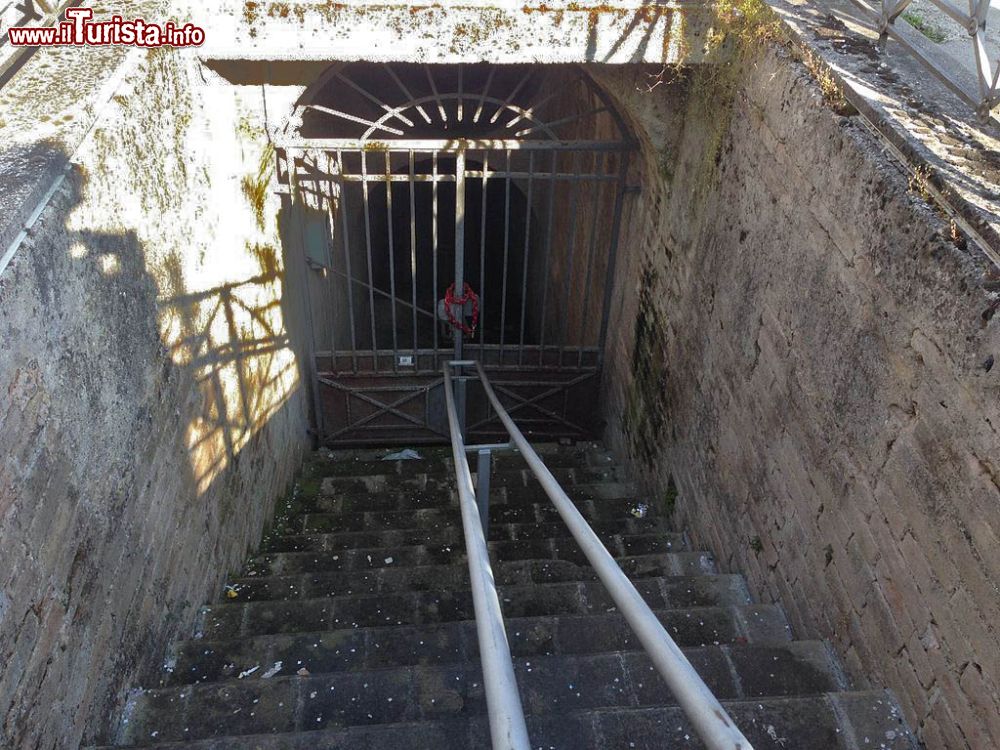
top-left (477, 448), bottom-right (491, 536)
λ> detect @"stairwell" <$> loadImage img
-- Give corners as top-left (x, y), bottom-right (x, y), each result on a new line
top-left (94, 444), bottom-right (918, 749)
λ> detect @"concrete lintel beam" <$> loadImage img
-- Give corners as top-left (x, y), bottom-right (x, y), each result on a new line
top-left (189, 0), bottom-right (717, 67)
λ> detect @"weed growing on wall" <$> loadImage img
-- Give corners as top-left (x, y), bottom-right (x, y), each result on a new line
top-left (242, 142), bottom-right (276, 232)
top-left (682, 0), bottom-right (784, 188)
top-left (797, 46), bottom-right (852, 113)
top-left (654, 0), bottom-right (857, 194)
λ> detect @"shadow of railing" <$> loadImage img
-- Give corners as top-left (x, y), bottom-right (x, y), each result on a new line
top-left (157, 264), bottom-right (299, 493)
top-left (1, 142), bottom-right (310, 749)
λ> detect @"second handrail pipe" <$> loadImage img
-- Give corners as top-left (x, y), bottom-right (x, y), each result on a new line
top-left (474, 360), bottom-right (753, 750)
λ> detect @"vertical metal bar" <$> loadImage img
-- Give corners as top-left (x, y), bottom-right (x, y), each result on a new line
top-left (473, 67), bottom-right (497, 123)
top-left (457, 64), bottom-right (464, 121)
top-left (479, 150), bottom-right (490, 349)
top-left (518, 151), bottom-right (535, 367)
top-left (597, 152), bottom-right (632, 365)
top-left (385, 64), bottom-right (433, 124)
top-left (360, 149), bottom-right (380, 371)
top-left (490, 69), bottom-right (534, 124)
top-left (432, 151), bottom-right (440, 370)
top-left (345, 384), bottom-right (353, 427)
top-left (578, 150), bottom-right (605, 369)
top-left (454, 146), bottom-right (468, 433)
top-left (505, 87), bottom-right (564, 131)
top-left (972, 25), bottom-right (988, 102)
top-left (324, 155), bottom-right (339, 372)
top-left (290, 173), bottom-right (326, 441)
top-left (483, 366), bottom-right (494, 430)
top-left (477, 448), bottom-right (491, 536)
top-left (426, 65), bottom-right (448, 123)
top-left (385, 151), bottom-right (399, 372)
top-left (973, 27), bottom-right (995, 104)
top-left (537, 150), bottom-right (558, 367)
top-left (335, 150), bottom-right (359, 373)
top-left (557, 150), bottom-right (582, 370)
top-left (498, 149), bottom-right (512, 367)
top-left (335, 71), bottom-right (414, 129)
top-left (409, 150), bottom-right (419, 354)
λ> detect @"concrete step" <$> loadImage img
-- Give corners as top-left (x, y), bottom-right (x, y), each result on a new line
top-left (252, 532), bottom-right (687, 575)
top-left (308, 479), bottom-right (640, 516)
top-left (244, 539), bottom-right (710, 578)
top-left (296, 496), bottom-right (655, 535)
top-left (198, 578), bottom-right (784, 641)
top-left (309, 467), bottom-right (630, 505)
top-left (94, 690), bottom-right (918, 748)
top-left (227, 559), bottom-right (743, 603)
top-left (167, 604), bottom-right (795, 686)
top-left (263, 516), bottom-right (674, 555)
top-left (303, 448), bottom-right (616, 479)
top-left (116, 643), bottom-right (848, 745)
top-left (305, 440), bottom-right (614, 462)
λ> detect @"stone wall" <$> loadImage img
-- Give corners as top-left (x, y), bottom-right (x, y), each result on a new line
top-left (596, 49), bottom-right (1000, 749)
top-left (0, 48), bottom-right (311, 748)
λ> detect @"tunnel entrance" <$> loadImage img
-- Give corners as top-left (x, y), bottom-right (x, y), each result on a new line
top-left (278, 63), bottom-right (634, 445)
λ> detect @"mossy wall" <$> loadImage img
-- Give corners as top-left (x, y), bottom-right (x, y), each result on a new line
top-left (594, 38), bottom-right (1000, 750)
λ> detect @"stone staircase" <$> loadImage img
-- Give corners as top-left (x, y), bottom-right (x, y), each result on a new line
top-left (95, 443), bottom-right (917, 749)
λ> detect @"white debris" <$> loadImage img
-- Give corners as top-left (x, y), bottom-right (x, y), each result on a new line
top-left (766, 725), bottom-right (788, 746)
top-left (237, 666), bottom-right (260, 679)
top-left (383, 449), bottom-right (422, 460)
top-left (261, 661), bottom-right (283, 679)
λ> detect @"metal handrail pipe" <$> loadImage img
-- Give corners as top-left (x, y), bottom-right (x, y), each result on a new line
top-left (473, 360), bottom-right (754, 750)
top-left (441, 366), bottom-right (531, 750)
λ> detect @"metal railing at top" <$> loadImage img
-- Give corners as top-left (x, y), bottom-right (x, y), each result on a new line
top-left (851, 0), bottom-right (1000, 120)
top-left (443, 359), bottom-right (753, 750)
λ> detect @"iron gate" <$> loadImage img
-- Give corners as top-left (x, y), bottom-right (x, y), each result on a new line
top-left (277, 64), bottom-right (634, 446)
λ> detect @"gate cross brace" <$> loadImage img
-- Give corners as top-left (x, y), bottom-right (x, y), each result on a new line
top-left (466, 371), bottom-right (595, 435)
top-left (318, 376), bottom-right (447, 439)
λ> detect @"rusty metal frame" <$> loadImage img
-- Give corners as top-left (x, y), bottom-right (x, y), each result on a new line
top-left (466, 370), bottom-right (599, 437)
top-left (282, 63), bottom-right (633, 145)
top-left (285, 63), bottom-right (634, 445)
top-left (318, 375), bottom-right (448, 441)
